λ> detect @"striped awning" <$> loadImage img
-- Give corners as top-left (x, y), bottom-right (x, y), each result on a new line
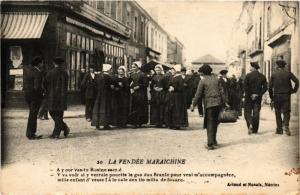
top-left (1, 12), bottom-right (49, 39)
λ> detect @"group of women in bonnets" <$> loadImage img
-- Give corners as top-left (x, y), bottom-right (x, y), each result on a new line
top-left (80, 62), bottom-right (192, 130)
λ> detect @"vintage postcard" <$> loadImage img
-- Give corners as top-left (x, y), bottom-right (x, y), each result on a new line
top-left (1, 0), bottom-right (299, 194)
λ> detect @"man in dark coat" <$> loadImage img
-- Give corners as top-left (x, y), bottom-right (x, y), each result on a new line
top-left (237, 76), bottom-right (244, 116)
top-left (192, 70), bottom-right (203, 117)
top-left (219, 70), bottom-right (230, 107)
top-left (191, 64), bottom-right (227, 150)
top-left (81, 65), bottom-right (96, 121)
top-left (244, 61), bottom-right (267, 134)
top-left (23, 56), bottom-right (44, 140)
top-left (45, 57), bottom-right (70, 139)
top-left (268, 58), bottom-right (299, 135)
top-left (229, 74), bottom-right (243, 115)
top-left (38, 68), bottom-right (49, 120)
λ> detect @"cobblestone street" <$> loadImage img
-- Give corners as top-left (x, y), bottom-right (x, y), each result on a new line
top-left (1, 106), bottom-right (299, 193)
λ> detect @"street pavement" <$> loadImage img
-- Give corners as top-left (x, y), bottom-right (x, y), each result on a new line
top-left (1, 106), bottom-right (299, 194)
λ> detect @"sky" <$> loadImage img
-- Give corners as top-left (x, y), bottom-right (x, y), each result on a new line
top-left (138, 0), bottom-right (243, 64)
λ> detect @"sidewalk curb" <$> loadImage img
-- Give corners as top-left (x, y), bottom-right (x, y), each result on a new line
top-left (2, 114), bottom-right (85, 119)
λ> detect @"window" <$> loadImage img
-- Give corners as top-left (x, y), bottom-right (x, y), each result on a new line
top-left (70, 51), bottom-right (76, 90)
top-left (86, 53), bottom-right (89, 69)
top-left (81, 52), bottom-right (86, 71)
top-left (97, 1), bottom-right (105, 13)
top-left (82, 37), bottom-right (86, 49)
top-left (141, 17), bottom-right (144, 43)
top-left (77, 35), bottom-right (81, 48)
top-left (126, 4), bottom-right (131, 26)
top-left (66, 32), bottom-right (71, 46)
top-left (90, 39), bottom-right (94, 51)
top-left (86, 38), bottom-right (90, 51)
top-left (134, 16), bottom-right (138, 40)
top-left (71, 34), bottom-right (77, 47)
top-left (76, 51), bottom-right (81, 90)
top-left (111, 1), bottom-right (116, 19)
top-left (104, 1), bottom-right (112, 16)
top-left (116, 1), bottom-right (122, 22)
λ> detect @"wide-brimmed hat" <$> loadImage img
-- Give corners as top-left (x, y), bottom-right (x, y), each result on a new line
top-left (276, 59), bottom-right (287, 67)
top-left (250, 61), bottom-right (260, 69)
top-left (219, 69), bottom-right (228, 75)
top-left (200, 64), bottom-right (213, 75)
top-left (53, 57), bottom-right (64, 66)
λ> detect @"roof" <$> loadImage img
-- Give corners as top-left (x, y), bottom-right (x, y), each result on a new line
top-left (191, 54), bottom-right (225, 65)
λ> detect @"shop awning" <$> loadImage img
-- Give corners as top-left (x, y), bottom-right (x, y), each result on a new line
top-left (1, 12), bottom-right (49, 39)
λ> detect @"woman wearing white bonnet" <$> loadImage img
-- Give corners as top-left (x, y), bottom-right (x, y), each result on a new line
top-left (128, 61), bottom-right (149, 128)
top-left (165, 63), bottom-right (189, 129)
top-left (102, 64), bottom-right (112, 72)
top-left (91, 64), bottom-right (114, 130)
top-left (111, 65), bottom-right (130, 128)
top-left (150, 64), bottom-right (166, 127)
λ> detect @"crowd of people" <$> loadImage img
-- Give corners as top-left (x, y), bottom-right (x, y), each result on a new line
top-left (23, 55), bottom-right (299, 150)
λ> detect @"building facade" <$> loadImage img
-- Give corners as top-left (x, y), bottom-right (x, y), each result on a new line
top-left (1, 1), bottom-right (184, 107)
top-left (226, 1), bottom-right (299, 115)
top-left (167, 36), bottom-right (184, 64)
top-left (1, 1), bottom-right (130, 107)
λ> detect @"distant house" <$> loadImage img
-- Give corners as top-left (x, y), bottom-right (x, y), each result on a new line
top-left (191, 54), bottom-right (226, 74)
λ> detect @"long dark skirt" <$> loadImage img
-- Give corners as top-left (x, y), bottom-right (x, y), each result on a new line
top-left (128, 90), bottom-right (148, 126)
top-left (165, 92), bottom-right (188, 128)
top-left (91, 92), bottom-right (112, 127)
top-left (111, 91), bottom-right (130, 127)
top-left (150, 91), bottom-right (165, 126)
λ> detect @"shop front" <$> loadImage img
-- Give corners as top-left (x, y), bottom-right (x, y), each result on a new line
top-left (1, 12), bottom-right (54, 107)
top-left (1, 2), bottom-right (130, 107)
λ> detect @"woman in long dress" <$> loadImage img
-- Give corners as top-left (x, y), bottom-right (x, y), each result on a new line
top-left (111, 66), bottom-right (130, 128)
top-left (91, 64), bottom-right (114, 130)
top-left (150, 64), bottom-right (167, 128)
top-left (165, 64), bottom-right (189, 129)
top-left (128, 61), bottom-right (149, 128)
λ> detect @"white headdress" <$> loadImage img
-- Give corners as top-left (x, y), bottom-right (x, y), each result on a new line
top-left (154, 64), bottom-right (165, 74)
top-left (103, 64), bottom-right (112, 72)
top-left (173, 64), bottom-right (182, 72)
top-left (132, 61), bottom-right (142, 68)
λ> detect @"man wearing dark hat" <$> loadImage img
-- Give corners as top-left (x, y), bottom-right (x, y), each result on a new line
top-left (23, 56), bottom-right (44, 140)
top-left (45, 57), bottom-right (70, 138)
top-left (81, 64), bottom-right (96, 121)
top-left (244, 61), bottom-right (267, 134)
top-left (268, 57), bottom-right (299, 135)
top-left (219, 70), bottom-right (230, 105)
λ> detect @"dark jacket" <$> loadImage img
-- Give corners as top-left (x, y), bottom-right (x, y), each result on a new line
top-left (268, 69), bottom-right (299, 99)
top-left (81, 72), bottom-right (97, 99)
top-left (192, 74), bottom-right (226, 109)
top-left (244, 70), bottom-right (267, 100)
top-left (45, 66), bottom-right (68, 111)
top-left (23, 65), bottom-right (43, 101)
top-left (219, 77), bottom-right (230, 102)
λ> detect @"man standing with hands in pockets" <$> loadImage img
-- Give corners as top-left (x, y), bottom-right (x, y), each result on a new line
top-left (268, 57), bottom-right (299, 135)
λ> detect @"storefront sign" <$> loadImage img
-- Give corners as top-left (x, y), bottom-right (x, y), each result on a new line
top-left (10, 46), bottom-right (23, 68)
top-left (66, 17), bottom-right (105, 36)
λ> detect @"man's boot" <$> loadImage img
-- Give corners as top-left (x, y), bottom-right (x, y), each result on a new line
top-left (284, 126), bottom-right (291, 136)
